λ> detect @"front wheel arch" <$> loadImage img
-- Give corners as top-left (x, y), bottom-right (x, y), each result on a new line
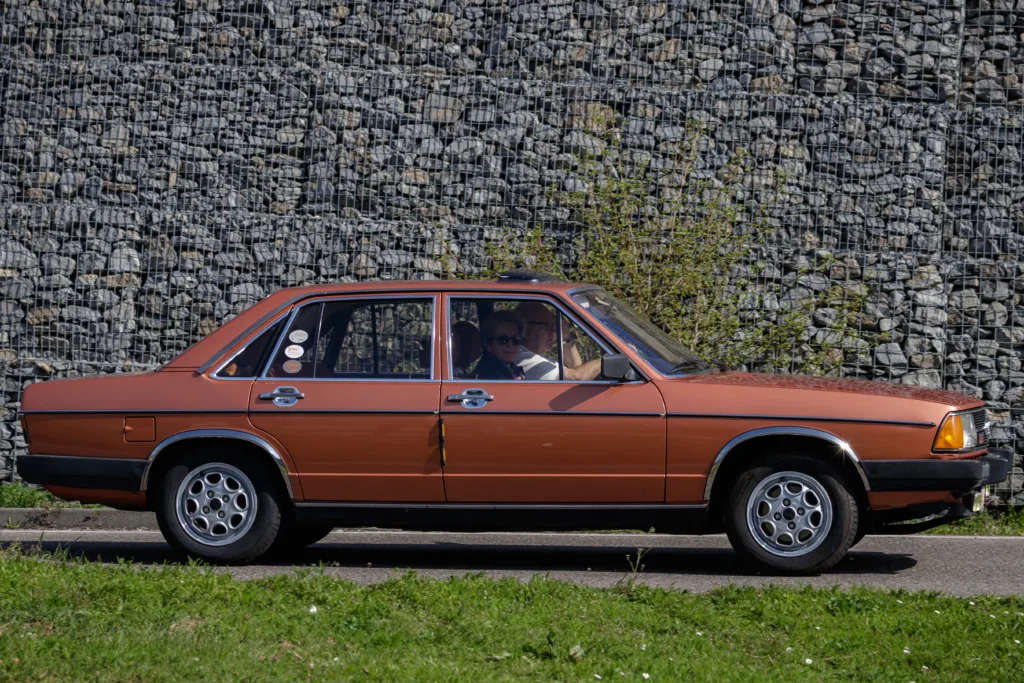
top-left (705, 432), bottom-right (870, 532)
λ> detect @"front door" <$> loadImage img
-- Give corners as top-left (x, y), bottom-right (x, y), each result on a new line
top-left (248, 294), bottom-right (444, 502)
top-left (440, 295), bottom-right (667, 503)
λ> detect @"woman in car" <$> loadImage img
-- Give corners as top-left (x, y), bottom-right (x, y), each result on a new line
top-left (474, 310), bottom-right (527, 380)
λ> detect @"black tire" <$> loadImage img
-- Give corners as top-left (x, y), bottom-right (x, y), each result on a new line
top-left (155, 451), bottom-right (283, 565)
top-left (850, 525), bottom-right (868, 549)
top-left (268, 525), bottom-right (335, 554)
top-left (724, 454), bottom-right (858, 575)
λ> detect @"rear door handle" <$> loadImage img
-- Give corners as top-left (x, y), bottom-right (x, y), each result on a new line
top-left (446, 388), bottom-right (494, 409)
top-left (258, 386), bottom-right (305, 407)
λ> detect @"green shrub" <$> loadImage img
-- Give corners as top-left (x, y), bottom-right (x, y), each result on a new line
top-left (478, 118), bottom-right (877, 375)
top-left (0, 481), bottom-right (60, 508)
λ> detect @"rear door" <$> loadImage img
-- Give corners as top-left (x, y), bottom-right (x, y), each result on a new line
top-left (440, 294), bottom-right (667, 503)
top-left (248, 294), bottom-right (444, 502)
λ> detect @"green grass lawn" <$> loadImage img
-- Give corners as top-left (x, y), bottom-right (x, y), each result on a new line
top-left (0, 482), bottom-right (101, 509)
top-left (0, 548), bottom-right (1022, 681)
top-left (923, 507), bottom-right (1024, 536)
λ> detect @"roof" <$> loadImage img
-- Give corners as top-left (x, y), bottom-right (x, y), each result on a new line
top-left (164, 278), bottom-right (594, 371)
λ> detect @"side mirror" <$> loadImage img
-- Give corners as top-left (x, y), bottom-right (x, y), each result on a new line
top-left (601, 354), bottom-right (637, 381)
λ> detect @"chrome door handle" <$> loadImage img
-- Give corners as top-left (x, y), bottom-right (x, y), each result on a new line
top-left (446, 388), bottom-right (494, 409)
top-left (258, 386), bottom-right (305, 407)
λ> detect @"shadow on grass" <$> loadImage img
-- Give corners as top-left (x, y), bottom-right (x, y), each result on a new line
top-left (0, 538), bottom-right (918, 577)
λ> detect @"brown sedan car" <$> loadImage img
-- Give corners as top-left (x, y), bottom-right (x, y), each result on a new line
top-left (17, 272), bottom-right (1010, 573)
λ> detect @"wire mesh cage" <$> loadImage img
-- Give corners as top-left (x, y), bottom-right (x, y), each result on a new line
top-left (0, 0), bottom-right (1021, 502)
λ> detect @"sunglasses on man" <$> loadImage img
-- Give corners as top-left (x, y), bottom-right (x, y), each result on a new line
top-left (488, 334), bottom-right (523, 346)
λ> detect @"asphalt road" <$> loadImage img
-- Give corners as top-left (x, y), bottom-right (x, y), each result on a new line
top-left (2, 529), bottom-right (1022, 596)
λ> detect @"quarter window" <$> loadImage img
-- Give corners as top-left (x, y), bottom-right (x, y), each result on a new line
top-left (214, 318), bottom-right (286, 378)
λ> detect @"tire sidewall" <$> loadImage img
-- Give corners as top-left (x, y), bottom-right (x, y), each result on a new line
top-left (156, 452), bottom-right (283, 564)
top-left (725, 455), bottom-right (858, 574)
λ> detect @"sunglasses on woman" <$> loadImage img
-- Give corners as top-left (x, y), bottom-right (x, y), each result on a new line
top-left (489, 335), bottom-right (523, 346)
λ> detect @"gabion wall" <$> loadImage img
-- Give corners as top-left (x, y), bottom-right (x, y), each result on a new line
top-left (0, 0), bottom-right (1022, 502)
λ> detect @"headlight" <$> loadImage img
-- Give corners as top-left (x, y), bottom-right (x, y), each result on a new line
top-left (933, 411), bottom-right (979, 451)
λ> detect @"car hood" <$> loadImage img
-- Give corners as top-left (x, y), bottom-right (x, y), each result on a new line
top-left (656, 371), bottom-right (983, 424)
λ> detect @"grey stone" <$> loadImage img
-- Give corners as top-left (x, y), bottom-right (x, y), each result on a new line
top-left (423, 94), bottom-right (465, 124)
top-left (800, 24), bottom-right (833, 45)
top-left (875, 343), bottom-right (908, 367)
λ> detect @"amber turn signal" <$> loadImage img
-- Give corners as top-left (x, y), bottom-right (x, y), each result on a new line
top-left (933, 412), bottom-right (978, 452)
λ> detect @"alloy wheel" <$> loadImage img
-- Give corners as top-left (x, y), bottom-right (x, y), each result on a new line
top-left (175, 462), bottom-right (258, 547)
top-left (746, 470), bottom-right (833, 557)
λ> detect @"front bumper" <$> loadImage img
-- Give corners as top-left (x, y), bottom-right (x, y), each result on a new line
top-left (862, 448), bottom-right (1011, 493)
top-left (16, 454), bottom-right (147, 491)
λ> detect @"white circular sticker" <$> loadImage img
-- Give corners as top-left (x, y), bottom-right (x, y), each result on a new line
top-left (284, 344), bottom-right (304, 359)
top-left (288, 329), bottom-right (308, 344)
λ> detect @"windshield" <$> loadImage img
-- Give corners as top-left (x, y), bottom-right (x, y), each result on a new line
top-left (571, 288), bottom-right (711, 375)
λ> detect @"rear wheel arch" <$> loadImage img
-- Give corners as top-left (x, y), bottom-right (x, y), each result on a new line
top-left (705, 429), bottom-right (870, 530)
top-left (142, 430), bottom-right (295, 508)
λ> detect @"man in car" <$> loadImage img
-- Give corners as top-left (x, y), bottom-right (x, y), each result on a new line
top-left (514, 301), bottom-right (602, 381)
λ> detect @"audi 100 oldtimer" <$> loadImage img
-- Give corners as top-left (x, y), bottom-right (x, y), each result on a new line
top-left (17, 272), bottom-right (1010, 574)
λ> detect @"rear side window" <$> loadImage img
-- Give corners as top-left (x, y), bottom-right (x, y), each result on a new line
top-left (214, 318), bottom-right (286, 378)
top-left (317, 299), bottom-right (434, 379)
top-left (263, 297), bottom-right (434, 380)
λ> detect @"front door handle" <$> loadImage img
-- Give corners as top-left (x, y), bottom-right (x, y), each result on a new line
top-left (258, 386), bottom-right (305, 407)
top-left (446, 388), bottom-right (494, 409)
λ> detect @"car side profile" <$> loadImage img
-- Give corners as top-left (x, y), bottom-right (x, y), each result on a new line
top-left (17, 272), bottom-right (1010, 574)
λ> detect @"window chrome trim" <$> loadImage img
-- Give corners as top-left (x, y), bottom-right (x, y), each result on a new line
top-left (210, 310), bottom-right (292, 380)
top-left (702, 426), bottom-right (870, 501)
top-left (141, 429), bottom-right (295, 500)
top-left (258, 294), bottom-right (438, 381)
top-left (445, 292), bottom-right (650, 383)
top-left (198, 286), bottom-right (600, 374)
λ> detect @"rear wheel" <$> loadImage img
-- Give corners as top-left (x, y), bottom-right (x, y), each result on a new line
top-left (155, 452), bottom-right (282, 565)
top-left (724, 454), bottom-right (858, 574)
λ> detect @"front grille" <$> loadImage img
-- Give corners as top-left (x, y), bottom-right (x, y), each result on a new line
top-left (972, 408), bottom-right (990, 445)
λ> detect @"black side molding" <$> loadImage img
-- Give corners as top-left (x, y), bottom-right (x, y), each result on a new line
top-left (15, 455), bottom-right (147, 491)
top-left (862, 449), bottom-right (1011, 493)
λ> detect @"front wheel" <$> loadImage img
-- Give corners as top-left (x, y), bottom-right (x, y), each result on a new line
top-left (724, 455), bottom-right (858, 574)
top-left (155, 453), bottom-right (283, 565)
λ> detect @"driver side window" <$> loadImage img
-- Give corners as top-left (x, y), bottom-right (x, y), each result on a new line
top-left (449, 297), bottom-right (609, 382)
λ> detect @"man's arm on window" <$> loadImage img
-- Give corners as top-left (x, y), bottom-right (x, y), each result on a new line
top-left (562, 358), bottom-right (602, 381)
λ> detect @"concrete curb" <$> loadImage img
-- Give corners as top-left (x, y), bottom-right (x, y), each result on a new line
top-left (1, 507), bottom-right (157, 530)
